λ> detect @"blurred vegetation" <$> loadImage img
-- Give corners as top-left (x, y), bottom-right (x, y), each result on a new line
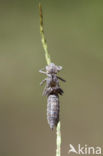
top-left (0, 0), bottom-right (103, 156)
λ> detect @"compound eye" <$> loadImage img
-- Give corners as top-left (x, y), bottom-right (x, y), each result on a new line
top-left (46, 66), bottom-right (49, 71)
top-left (57, 66), bottom-right (62, 71)
top-left (46, 65), bottom-right (52, 73)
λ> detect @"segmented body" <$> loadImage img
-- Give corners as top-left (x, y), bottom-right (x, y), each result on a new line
top-left (39, 63), bottom-right (65, 129)
top-left (47, 94), bottom-right (59, 129)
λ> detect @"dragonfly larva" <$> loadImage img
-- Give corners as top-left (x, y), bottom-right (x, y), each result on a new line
top-left (39, 63), bottom-right (65, 129)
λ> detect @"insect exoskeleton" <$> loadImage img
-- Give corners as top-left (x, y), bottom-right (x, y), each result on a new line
top-left (47, 94), bottom-right (60, 130)
top-left (39, 62), bottom-right (65, 129)
top-left (45, 63), bottom-right (62, 74)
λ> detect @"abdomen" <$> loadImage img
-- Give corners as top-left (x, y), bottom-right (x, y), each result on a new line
top-left (47, 94), bottom-right (60, 129)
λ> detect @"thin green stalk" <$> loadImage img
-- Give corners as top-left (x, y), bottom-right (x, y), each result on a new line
top-left (39, 3), bottom-right (51, 65)
top-left (39, 3), bottom-right (61, 156)
top-left (56, 122), bottom-right (61, 156)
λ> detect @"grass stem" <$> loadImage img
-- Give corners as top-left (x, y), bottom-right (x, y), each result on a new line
top-left (39, 3), bottom-right (61, 156)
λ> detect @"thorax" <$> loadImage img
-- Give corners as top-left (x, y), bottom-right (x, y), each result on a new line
top-left (47, 74), bottom-right (58, 87)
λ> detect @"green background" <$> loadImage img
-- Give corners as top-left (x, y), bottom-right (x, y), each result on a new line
top-left (0, 0), bottom-right (103, 156)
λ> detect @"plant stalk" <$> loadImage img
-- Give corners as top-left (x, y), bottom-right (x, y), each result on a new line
top-left (39, 3), bottom-right (61, 156)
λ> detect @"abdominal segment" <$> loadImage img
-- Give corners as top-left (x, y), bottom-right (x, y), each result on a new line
top-left (47, 94), bottom-right (60, 129)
